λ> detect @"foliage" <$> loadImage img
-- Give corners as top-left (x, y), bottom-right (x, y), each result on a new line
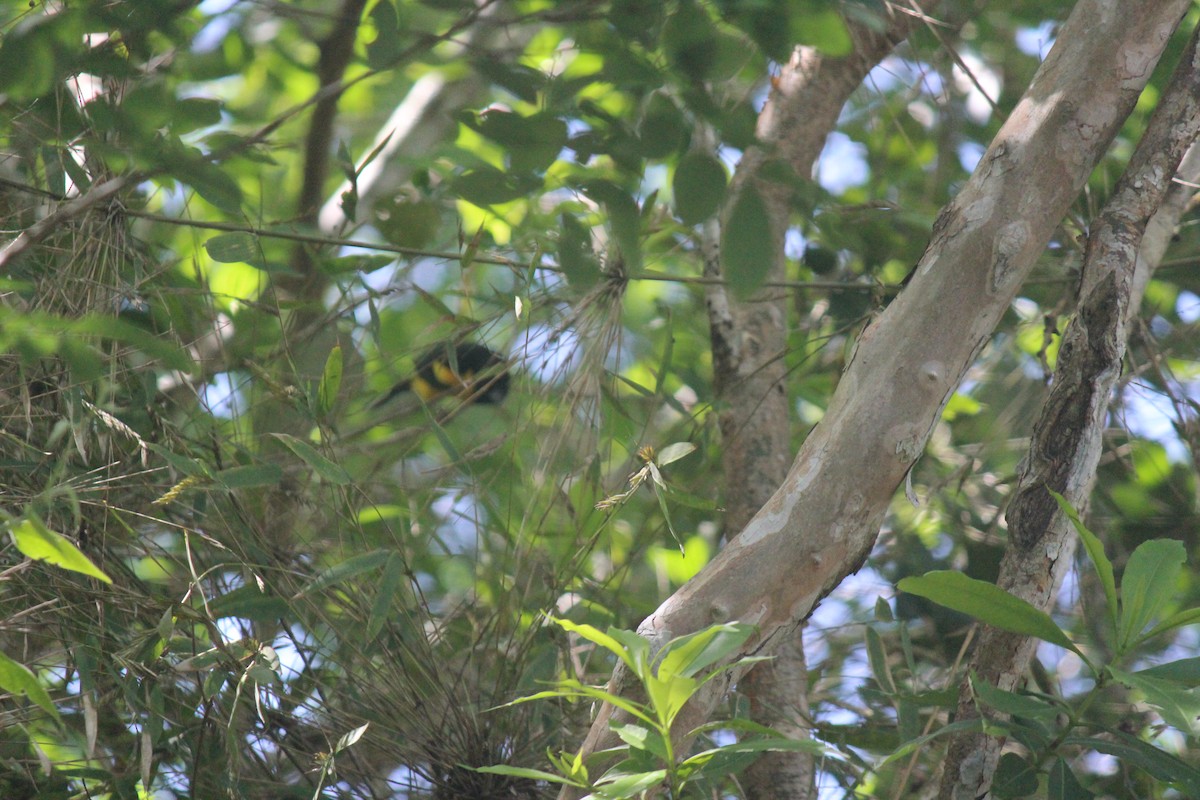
top-left (899, 493), bottom-right (1200, 797)
top-left (0, 0), bottom-right (1199, 798)
top-left (478, 620), bottom-right (823, 799)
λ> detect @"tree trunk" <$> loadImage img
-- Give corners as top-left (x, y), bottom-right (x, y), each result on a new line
top-left (561, 1), bottom-right (1192, 794)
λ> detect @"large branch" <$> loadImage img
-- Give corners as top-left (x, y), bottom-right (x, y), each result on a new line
top-left (937, 22), bottom-right (1200, 799)
top-left (568, 0), bottom-right (1191, 776)
top-left (710, 10), bottom-right (932, 798)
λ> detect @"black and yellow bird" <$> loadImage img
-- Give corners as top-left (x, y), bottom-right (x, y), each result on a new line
top-left (374, 342), bottom-right (509, 409)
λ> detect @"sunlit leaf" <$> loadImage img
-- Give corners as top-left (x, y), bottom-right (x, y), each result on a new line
top-left (10, 517), bottom-right (111, 584)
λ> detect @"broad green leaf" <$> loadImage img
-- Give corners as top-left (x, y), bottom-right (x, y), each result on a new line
top-left (366, 0), bottom-right (402, 68)
top-left (1142, 607), bottom-right (1200, 642)
top-left (1109, 665), bottom-right (1200, 736)
top-left (673, 153), bottom-right (727, 224)
top-left (372, 196), bottom-right (441, 249)
top-left (721, 184), bottom-right (773, 298)
top-left (637, 93), bottom-right (688, 159)
top-left (1051, 490), bottom-right (1117, 635)
top-left (662, 0), bottom-right (719, 80)
top-left (970, 672), bottom-right (1061, 721)
top-left (269, 434), bottom-right (351, 484)
top-left (992, 752), bottom-right (1038, 799)
top-left (594, 768), bottom-right (668, 798)
top-left (1119, 539), bottom-right (1186, 650)
top-left (558, 213), bottom-right (601, 291)
top-left (317, 345), bottom-right (343, 417)
top-left (1048, 757), bottom-right (1094, 800)
top-left (1063, 732), bottom-right (1200, 794)
top-left (611, 723), bottom-right (669, 761)
top-left (299, 550), bottom-right (392, 596)
top-left (656, 622), bottom-right (755, 680)
top-left (0, 650), bottom-right (60, 721)
top-left (461, 109), bottom-right (567, 172)
top-left (681, 737), bottom-right (824, 782)
top-left (10, 518), bottom-right (112, 584)
top-left (205, 233), bottom-right (262, 265)
top-left (898, 571), bottom-right (1084, 659)
top-left (555, 619), bottom-right (639, 671)
top-left (451, 167), bottom-right (532, 205)
top-left (175, 154), bottom-right (243, 214)
top-left (1137, 656), bottom-right (1200, 682)
top-left (644, 670), bottom-right (697, 726)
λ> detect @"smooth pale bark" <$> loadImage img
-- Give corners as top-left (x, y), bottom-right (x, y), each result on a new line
top-left (937, 24), bottom-right (1200, 800)
top-left (711, 13), bottom-right (930, 799)
top-left (564, 0), bottom-right (1192, 788)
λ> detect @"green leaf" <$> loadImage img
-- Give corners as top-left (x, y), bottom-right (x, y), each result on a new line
top-left (269, 434), bottom-right (351, 485)
top-left (462, 109), bottom-right (567, 172)
top-left (372, 196), bottom-right (442, 249)
top-left (970, 672), bottom-right (1061, 722)
top-left (204, 232), bottom-right (263, 266)
top-left (681, 737), bottom-right (824, 783)
top-left (656, 622), bottom-right (756, 681)
top-left (721, 184), bottom-right (774, 298)
top-left (1108, 665), bottom-right (1200, 736)
top-left (558, 213), bottom-right (601, 291)
top-left (662, 0), bottom-right (719, 81)
top-left (451, 167), bottom-right (533, 205)
top-left (582, 180), bottom-right (642, 271)
top-left (1063, 732), bottom-right (1200, 794)
top-left (473, 764), bottom-right (582, 787)
top-left (1136, 656), bottom-right (1200, 682)
top-left (594, 768), bottom-right (668, 798)
top-left (0, 650), bottom-right (60, 721)
top-left (992, 752), bottom-right (1038, 799)
top-left (175, 154), bottom-right (243, 214)
top-left (366, 552), bottom-right (409, 642)
top-left (366, 0), bottom-right (402, 68)
top-left (611, 723), bottom-right (669, 761)
top-left (1142, 607), bottom-right (1200, 642)
top-left (299, 550), bottom-right (392, 596)
top-left (213, 464), bottom-right (283, 490)
top-left (317, 345), bottom-right (343, 417)
top-left (554, 619), bottom-right (639, 671)
top-left (637, 93), bottom-right (688, 159)
top-left (1119, 538), bottom-right (1186, 650)
top-left (1051, 490), bottom-right (1118, 636)
top-left (10, 517), bottom-right (112, 584)
top-left (865, 627), bottom-right (896, 694)
top-left (1048, 757), bottom-right (1094, 800)
top-left (654, 442), bottom-right (696, 467)
top-left (673, 153), bottom-right (727, 225)
top-left (898, 571), bottom-right (1084, 660)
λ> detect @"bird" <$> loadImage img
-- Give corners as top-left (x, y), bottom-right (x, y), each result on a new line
top-left (373, 342), bottom-right (509, 409)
